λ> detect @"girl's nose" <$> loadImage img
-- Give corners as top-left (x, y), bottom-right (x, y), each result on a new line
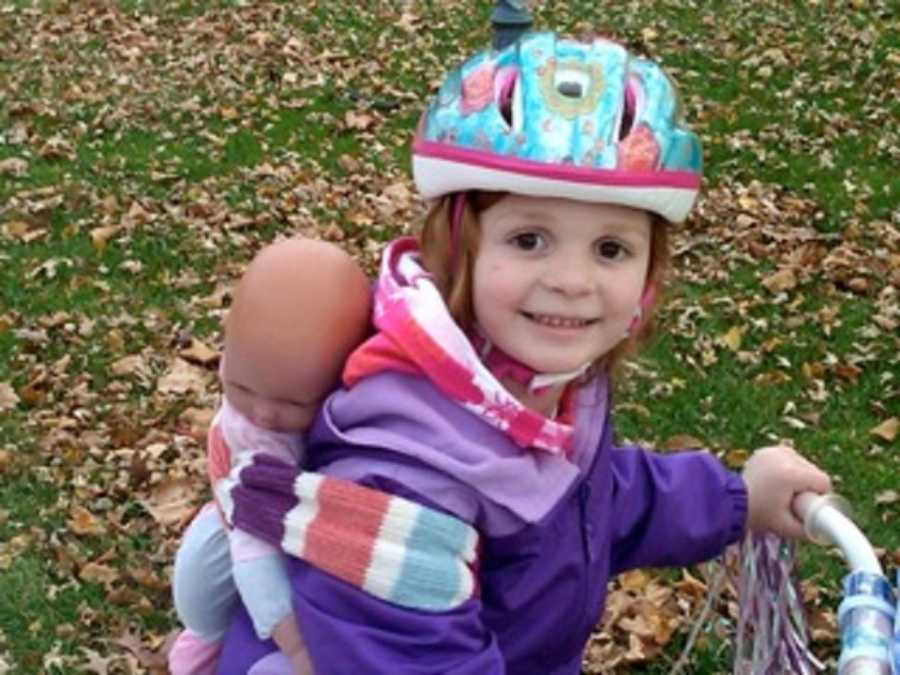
top-left (543, 255), bottom-right (593, 296)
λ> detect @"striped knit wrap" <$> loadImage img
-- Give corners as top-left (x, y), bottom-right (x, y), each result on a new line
top-left (219, 453), bottom-right (481, 612)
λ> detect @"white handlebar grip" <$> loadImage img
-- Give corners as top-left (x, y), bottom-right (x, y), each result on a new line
top-left (793, 492), bottom-right (882, 575)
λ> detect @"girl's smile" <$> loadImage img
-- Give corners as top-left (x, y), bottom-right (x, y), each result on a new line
top-left (521, 311), bottom-right (599, 330)
top-left (473, 194), bottom-right (652, 377)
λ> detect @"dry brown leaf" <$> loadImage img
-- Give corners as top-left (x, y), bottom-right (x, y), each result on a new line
top-left (663, 434), bottom-right (705, 451)
top-left (178, 339), bottom-right (220, 367)
top-left (79, 647), bottom-right (116, 675)
top-left (720, 325), bottom-right (745, 352)
top-left (179, 407), bottom-right (215, 440)
top-left (156, 358), bottom-right (211, 396)
top-left (870, 417), bottom-right (898, 442)
top-left (68, 505), bottom-right (107, 536)
top-left (111, 354), bottom-right (150, 377)
top-left (619, 569), bottom-right (650, 592)
top-left (90, 225), bottom-right (123, 252)
top-left (0, 382), bottom-right (19, 412)
top-left (139, 477), bottom-right (199, 526)
top-left (345, 110), bottom-right (374, 130)
top-left (875, 489), bottom-right (898, 506)
top-left (0, 157), bottom-right (28, 177)
top-left (79, 562), bottom-right (120, 586)
top-left (761, 267), bottom-right (797, 293)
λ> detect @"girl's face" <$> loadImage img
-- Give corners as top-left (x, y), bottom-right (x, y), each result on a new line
top-left (473, 194), bottom-right (652, 375)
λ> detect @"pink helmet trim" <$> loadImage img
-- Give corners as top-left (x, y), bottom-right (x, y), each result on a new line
top-left (413, 140), bottom-right (700, 223)
top-left (413, 138), bottom-right (700, 189)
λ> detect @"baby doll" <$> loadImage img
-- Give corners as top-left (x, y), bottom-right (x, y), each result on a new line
top-left (168, 237), bottom-right (371, 675)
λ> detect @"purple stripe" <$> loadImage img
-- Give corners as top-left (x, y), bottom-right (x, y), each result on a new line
top-left (229, 455), bottom-right (300, 547)
top-left (413, 138), bottom-right (701, 189)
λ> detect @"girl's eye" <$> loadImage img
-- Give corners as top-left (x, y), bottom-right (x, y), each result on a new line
top-left (595, 240), bottom-right (629, 261)
top-left (510, 232), bottom-right (545, 251)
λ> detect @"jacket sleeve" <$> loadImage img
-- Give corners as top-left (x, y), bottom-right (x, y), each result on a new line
top-left (608, 447), bottom-right (748, 576)
top-left (217, 467), bottom-right (507, 675)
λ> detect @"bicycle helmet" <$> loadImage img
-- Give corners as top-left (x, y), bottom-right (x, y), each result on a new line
top-left (412, 32), bottom-right (702, 223)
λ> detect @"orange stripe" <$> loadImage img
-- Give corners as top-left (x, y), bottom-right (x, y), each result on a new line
top-left (207, 425), bottom-right (231, 484)
top-left (303, 478), bottom-right (392, 587)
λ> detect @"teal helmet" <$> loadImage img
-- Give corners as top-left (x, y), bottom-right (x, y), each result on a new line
top-left (412, 32), bottom-right (703, 222)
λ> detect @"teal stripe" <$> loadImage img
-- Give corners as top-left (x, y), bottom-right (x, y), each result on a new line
top-left (389, 508), bottom-right (474, 611)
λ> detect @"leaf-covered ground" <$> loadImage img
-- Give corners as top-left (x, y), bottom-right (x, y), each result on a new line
top-left (0, 1), bottom-right (897, 673)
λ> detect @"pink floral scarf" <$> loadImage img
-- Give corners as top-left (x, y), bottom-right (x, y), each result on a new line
top-left (344, 237), bottom-right (576, 456)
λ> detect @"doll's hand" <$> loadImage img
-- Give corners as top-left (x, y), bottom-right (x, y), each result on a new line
top-left (272, 614), bottom-right (314, 675)
top-left (743, 445), bottom-right (832, 540)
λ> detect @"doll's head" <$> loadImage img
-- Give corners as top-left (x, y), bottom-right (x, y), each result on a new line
top-left (222, 238), bottom-right (371, 432)
top-left (413, 31), bottom-right (696, 377)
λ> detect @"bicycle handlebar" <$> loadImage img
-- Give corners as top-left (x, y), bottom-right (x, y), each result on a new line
top-left (793, 492), bottom-right (897, 674)
top-left (793, 492), bottom-right (883, 575)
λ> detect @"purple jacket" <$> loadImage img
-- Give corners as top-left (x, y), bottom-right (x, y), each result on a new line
top-left (218, 372), bottom-right (747, 674)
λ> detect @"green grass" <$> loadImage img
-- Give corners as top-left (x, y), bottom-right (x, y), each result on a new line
top-left (1, 0), bottom-right (897, 672)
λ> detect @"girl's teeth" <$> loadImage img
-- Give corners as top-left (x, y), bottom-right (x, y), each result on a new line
top-left (532, 314), bottom-right (588, 328)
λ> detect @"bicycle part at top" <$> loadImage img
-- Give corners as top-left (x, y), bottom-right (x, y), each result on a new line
top-left (412, 32), bottom-right (703, 223)
top-left (490, 0), bottom-right (533, 50)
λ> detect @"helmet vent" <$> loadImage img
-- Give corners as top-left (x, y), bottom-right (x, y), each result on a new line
top-left (496, 67), bottom-right (518, 128)
top-left (557, 81), bottom-right (583, 98)
top-left (619, 79), bottom-right (637, 140)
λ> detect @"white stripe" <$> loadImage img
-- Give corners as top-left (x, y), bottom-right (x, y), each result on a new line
top-left (413, 155), bottom-right (697, 223)
top-left (280, 472), bottom-right (325, 556)
top-left (215, 451), bottom-right (257, 525)
top-left (363, 498), bottom-right (418, 599)
top-left (450, 529), bottom-right (480, 606)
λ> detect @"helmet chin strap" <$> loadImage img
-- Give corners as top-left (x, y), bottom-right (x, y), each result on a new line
top-left (471, 327), bottom-right (591, 395)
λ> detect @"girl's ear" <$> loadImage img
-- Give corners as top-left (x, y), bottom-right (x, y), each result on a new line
top-left (639, 283), bottom-right (657, 313)
top-left (626, 283), bottom-right (657, 336)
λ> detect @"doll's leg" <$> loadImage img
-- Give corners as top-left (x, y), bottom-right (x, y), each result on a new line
top-left (170, 504), bottom-right (238, 674)
top-left (233, 553), bottom-right (313, 672)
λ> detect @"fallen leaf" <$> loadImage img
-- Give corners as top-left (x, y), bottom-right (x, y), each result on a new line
top-left (0, 383), bottom-right (19, 412)
top-left (345, 110), bottom-right (374, 130)
top-left (178, 338), bottom-right (220, 367)
top-left (663, 434), bottom-right (705, 451)
top-left (156, 358), bottom-right (211, 396)
top-left (79, 562), bottom-right (120, 586)
top-left (720, 325), bottom-right (745, 352)
top-left (0, 157), bottom-right (28, 177)
top-left (761, 268), bottom-right (797, 293)
top-left (90, 225), bottom-right (123, 252)
top-left (619, 569), bottom-right (650, 592)
top-left (111, 354), bottom-right (150, 377)
top-left (875, 489), bottom-right (898, 506)
top-left (139, 477), bottom-right (199, 526)
top-left (79, 647), bottom-right (116, 675)
top-left (870, 417), bottom-right (898, 442)
top-left (68, 505), bottom-right (107, 536)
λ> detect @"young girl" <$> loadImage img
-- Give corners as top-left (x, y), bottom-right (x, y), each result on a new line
top-left (212, 32), bottom-right (831, 674)
top-left (168, 238), bottom-right (371, 675)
